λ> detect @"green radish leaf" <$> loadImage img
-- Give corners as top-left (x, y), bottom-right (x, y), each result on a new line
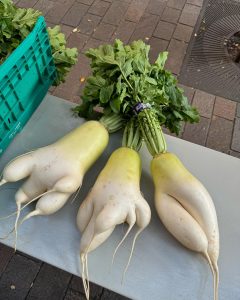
top-left (173, 110), bottom-right (183, 120)
top-left (100, 84), bottom-right (114, 103)
top-left (110, 98), bottom-right (121, 113)
top-left (102, 44), bottom-right (114, 56)
top-left (122, 59), bottom-right (133, 77)
top-left (116, 76), bottom-right (122, 94)
top-left (119, 86), bottom-right (127, 102)
top-left (103, 56), bottom-right (118, 65)
top-left (107, 67), bottom-right (120, 77)
top-left (167, 86), bottom-right (177, 105)
top-left (145, 76), bottom-right (157, 85)
top-left (122, 102), bottom-right (129, 113)
top-left (114, 39), bottom-right (125, 52)
top-left (183, 109), bottom-right (200, 122)
top-left (132, 56), bottom-right (145, 73)
top-left (87, 76), bottom-right (106, 87)
top-left (156, 110), bottom-right (166, 123)
top-left (155, 51), bottom-right (168, 69)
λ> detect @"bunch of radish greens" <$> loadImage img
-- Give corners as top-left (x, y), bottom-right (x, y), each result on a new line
top-left (74, 39), bottom-right (220, 300)
top-left (0, 0), bottom-right (78, 85)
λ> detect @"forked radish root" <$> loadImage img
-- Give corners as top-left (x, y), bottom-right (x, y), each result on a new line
top-left (0, 121), bottom-right (109, 247)
top-left (77, 147), bottom-right (151, 299)
top-left (151, 152), bottom-right (219, 300)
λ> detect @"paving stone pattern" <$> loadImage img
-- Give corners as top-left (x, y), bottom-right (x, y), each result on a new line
top-left (2, 0), bottom-right (240, 298)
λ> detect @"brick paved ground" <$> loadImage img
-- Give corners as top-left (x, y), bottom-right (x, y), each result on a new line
top-left (1, 0), bottom-right (240, 299)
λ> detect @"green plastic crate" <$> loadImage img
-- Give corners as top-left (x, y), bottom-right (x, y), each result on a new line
top-left (0, 16), bottom-right (56, 155)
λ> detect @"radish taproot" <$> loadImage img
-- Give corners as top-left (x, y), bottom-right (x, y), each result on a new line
top-left (77, 124), bottom-right (151, 299)
top-left (139, 114), bottom-right (219, 299)
top-left (0, 121), bottom-right (109, 247)
top-left (151, 152), bottom-right (219, 300)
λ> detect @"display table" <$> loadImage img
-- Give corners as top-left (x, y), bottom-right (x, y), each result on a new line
top-left (0, 94), bottom-right (239, 300)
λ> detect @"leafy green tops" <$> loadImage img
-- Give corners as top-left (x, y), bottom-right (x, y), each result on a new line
top-left (74, 39), bottom-right (199, 136)
top-left (0, 0), bottom-right (78, 85)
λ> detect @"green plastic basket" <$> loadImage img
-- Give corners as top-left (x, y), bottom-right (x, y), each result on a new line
top-left (0, 16), bottom-right (56, 155)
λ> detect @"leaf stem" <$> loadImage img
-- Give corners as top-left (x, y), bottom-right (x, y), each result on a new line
top-left (122, 119), bottom-right (142, 152)
top-left (119, 66), bottom-right (167, 156)
top-left (99, 113), bottom-right (124, 133)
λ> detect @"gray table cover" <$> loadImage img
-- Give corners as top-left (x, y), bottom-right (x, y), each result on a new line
top-left (0, 94), bottom-right (239, 300)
